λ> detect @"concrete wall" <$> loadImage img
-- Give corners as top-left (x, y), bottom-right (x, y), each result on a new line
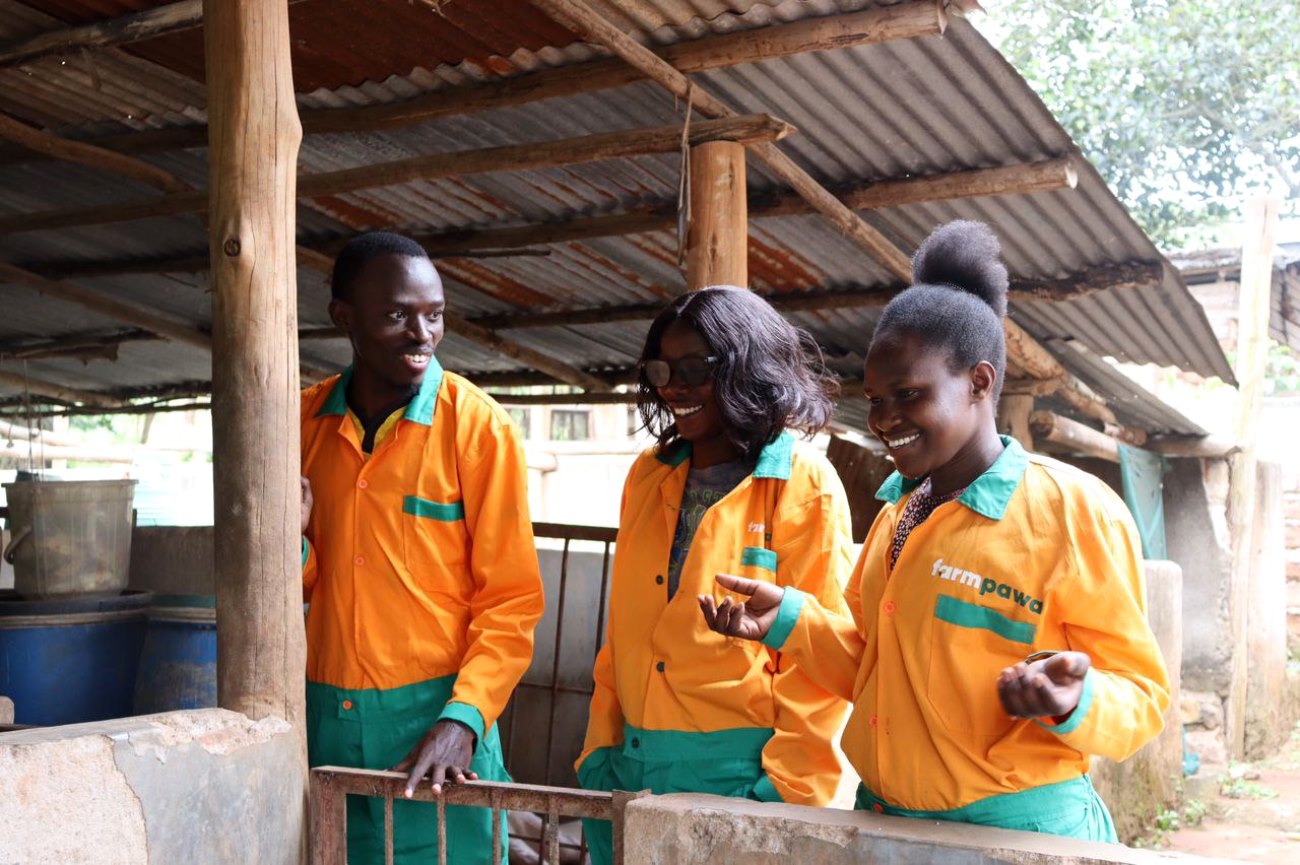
top-left (0, 709), bottom-right (302, 865)
top-left (1091, 561), bottom-right (1183, 844)
top-left (128, 525), bottom-right (214, 596)
top-left (622, 793), bottom-right (1239, 865)
top-left (1165, 458), bottom-right (1235, 699)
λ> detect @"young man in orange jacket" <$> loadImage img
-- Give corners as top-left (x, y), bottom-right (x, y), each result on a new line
top-left (300, 232), bottom-right (544, 865)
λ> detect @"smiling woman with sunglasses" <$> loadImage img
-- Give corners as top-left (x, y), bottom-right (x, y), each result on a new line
top-left (576, 285), bottom-right (856, 864)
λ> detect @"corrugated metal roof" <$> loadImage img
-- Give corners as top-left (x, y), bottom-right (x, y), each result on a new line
top-left (0, 0), bottom-right (1233, 436)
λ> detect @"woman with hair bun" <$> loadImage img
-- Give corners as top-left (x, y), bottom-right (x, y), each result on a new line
top-left (578, 286), bottom-right (855, 864)
top-left (700, 222), bottom-right (1170, 842)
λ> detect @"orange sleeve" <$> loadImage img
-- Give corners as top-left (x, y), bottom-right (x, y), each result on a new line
top-left (755, 482), bottom-right (854, 806)
top-left (440, 406), bottom-right (546, 739)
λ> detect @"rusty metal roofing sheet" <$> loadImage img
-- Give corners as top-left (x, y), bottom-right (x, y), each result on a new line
top-left (0, 2), bottom-right (1233, 433)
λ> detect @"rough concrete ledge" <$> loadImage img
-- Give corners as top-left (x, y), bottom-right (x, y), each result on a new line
top-left (0, 709), bottom-right (302, 865)
top-left (624, 793), bottom-right (1246, 865)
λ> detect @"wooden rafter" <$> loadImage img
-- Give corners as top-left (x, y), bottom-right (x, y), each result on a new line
top-left (0, 114), bottom-right (792, 235)
top-left (0, 368), bottom-right (125, 409)
top-left (21, 158), bottom-right (1079, 279)
top-left (0, 0), bottom-right (204, 69)
top-left (0, 1), bottom-right (945, 161)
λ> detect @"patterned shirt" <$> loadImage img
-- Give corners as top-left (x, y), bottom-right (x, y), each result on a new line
top-left (666, 459), bottom-right (752, 599)
top-left (889, 477), bottom-right (967, 571)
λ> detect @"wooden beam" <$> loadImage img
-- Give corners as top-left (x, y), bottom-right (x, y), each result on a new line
top-left (527, 0), bottom-right (912, 281)
top-left (997, 394), bottom-right (1035, 451)
top-left (1144, 434), bottom-right (1240, 459)
top-left (0, 368), bottom-right (125, 408)
top-left (0, 329), bottom-right (157, 362)
top-left (443, 313), bottom-right (610, 392)
top-left (8, 1), bottom-right (943, 159)
top-left (0, 114), bottom-right (793, 235)
top-left (0, 113), bottom-right (187, 193)
top-left (0, 0), bottom-right (203, 69)
top-left (687, 140), bottom-right (748, 289)
top-left (1029, 410), bottom-right (1119, 463)
top-left (20, 158), bottom-right (1080, 278)
top-left (466, 262), bottom-right (1160, 330)
top-left (205, 0), bottom-right (306, 736)
top-left (0, 261), bottom-right (213, 351)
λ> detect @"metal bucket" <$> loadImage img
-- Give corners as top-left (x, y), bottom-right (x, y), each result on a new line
top-left (0, 590), bottom-right (150, 726)
top-left (2, 479), bottom-right (136, 597)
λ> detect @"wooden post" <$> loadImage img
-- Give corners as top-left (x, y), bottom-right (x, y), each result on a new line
top-left (997, 394), bottom-right (1035, 452)
top-left (1225, 196), bottom-right (1281, 759)
top-left (205, 0), bottom-right (306, 748)
top-left (687, 140), bottom-right (748, 289)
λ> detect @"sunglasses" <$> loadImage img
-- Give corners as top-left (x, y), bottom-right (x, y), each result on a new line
top-left (640, 356), bottom-right (719, 388)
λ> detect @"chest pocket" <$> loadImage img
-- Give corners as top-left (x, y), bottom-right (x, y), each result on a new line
top-left (926, 593), bottom-right (1036, 739)
top-left (402, 495), bottom-right (471, 599)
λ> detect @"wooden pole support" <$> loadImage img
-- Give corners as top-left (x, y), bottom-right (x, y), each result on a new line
top-left (997, 394), bottom-right (1035, 452)
top-left (1029, 410), bottom-right (1119, 463)
top-left (687, 140), bottom-right (748, 290)
top-left (205, 0), bottom-right (307, 742)
top-left (0, 368), bottom-right (125, 408)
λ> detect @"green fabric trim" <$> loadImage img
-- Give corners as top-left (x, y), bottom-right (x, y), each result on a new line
top-left (313, 359), bottom-right (443, 426)
top-left (652, 430), bottom-right (794, 477)
top-left (438, 700), bottom-right (486, 743)
top-left (761, 587), bottom-right (805, 651)
top-left (855, 775), bottom-right (1116, 842)
top-left (316, 367), bottom-right (353, 417)
top-left (934, 594), bottom-right (1036, 645)
top-left (1039, 667), bottom-right (1095, 736)
top-left (752, 431), bottom-right (794, 480)
top-left (750, 773), bottom-right (783, 803)
top-left (654, 440), bottom-right (691, 467)
top-left (740, 546), bottom-right (777, 573)
top-left (620, 724), bottom-right (772, 762)
top-left (404, 355), bottom-right (443, 426)
top-left (403, 495), bottom-right (465, 521)
top-left (875, 436), bottom-right (1028, 521)
top-left (301, 537), bottom-right (309, 569)
top-left (576, 747), bottom-right (616, 791)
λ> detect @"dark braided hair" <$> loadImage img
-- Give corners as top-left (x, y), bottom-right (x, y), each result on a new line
top-left (637, 286), bottom-right (839, 461)
top-left (331, 232), bottom-right (431, 301)
top-left (871, 221), bottom-right (1009, 400)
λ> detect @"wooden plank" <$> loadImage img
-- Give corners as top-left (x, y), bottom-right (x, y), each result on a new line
top-left (997, 394), bottom-right (1035, 451)
top-left (527, 0), bottom-right (913, 281)
top-left (205, 0), bottom-right (307, 748)
top-left (0, 113), bottom-right (187, 193)
top-left (686, 140), bottom-right (747, 289)
top-left (0, 114), bottom-right (792, 235)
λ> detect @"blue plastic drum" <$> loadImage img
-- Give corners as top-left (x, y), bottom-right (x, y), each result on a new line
top-left (0, 590), bottom-right (151, 726)
top-left (133, 594), bottom-right (217, 714)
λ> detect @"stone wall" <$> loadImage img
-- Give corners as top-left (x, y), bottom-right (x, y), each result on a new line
top-left (1091, 561), bottom-right (1183, 843)
top-left (622, 793), bottom-right (1239, 865)
top-left (0, 709), bottom-right (303, 865)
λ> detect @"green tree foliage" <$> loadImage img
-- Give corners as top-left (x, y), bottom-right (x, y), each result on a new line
top-left (977, 1), bottom-right (1299, 248)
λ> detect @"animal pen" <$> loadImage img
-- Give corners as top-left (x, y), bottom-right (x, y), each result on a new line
top-left (0, 1), bottom-right (1267, 863)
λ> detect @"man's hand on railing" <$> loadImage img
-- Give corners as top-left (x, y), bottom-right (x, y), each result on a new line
top-left (697, 573), bottom-right (785, 642)
top-left (392, 719), bottom-right (478, 798)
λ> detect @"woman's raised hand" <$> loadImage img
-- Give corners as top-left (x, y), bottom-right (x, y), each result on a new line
top-left (698, 574), bottom-right (785, 642)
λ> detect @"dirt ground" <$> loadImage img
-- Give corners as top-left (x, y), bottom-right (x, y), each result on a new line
top-left (1154, 724), bottom-right (1300, 862)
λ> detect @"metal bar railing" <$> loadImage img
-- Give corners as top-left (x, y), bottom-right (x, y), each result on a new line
top-left (310, 767), bottom-right (647, 865)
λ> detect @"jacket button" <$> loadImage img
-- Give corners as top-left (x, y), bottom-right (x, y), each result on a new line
top-left (868, 715), bottom-right (878, 727)
top-left (872, 803), bottom-right (884, 814)
top-left (655, 575), bottom-right (664, 585)
top-left (883, 601), bottom-right (897, 615)
top-left (354, 555), bottom-right (366, 566)
top-left (656, 661), bottom-right (665, 673)
top-left (342, 700), bottom-right (354, 710)
top-left (357, 479), bottom-right (368, 489)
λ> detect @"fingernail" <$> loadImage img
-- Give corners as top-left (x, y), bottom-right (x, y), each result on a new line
top-left (404, 789), bottom-right (413, 799)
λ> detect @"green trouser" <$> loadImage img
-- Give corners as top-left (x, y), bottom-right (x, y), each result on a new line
top-left (856, 775), bottom-right (1118, 842)
top-left (578, 725), bottom-right (778, 865)
top-left (306, 676), bottom-right (510, 865)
